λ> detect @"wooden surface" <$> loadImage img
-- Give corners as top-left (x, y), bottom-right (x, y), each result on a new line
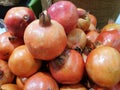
top-left (53, 0), bottom-right (120, 29)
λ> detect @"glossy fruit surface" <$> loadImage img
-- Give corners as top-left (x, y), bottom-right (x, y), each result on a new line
top-left (8, 45), bottom-right (42, 77)
top-left (86, 46), bottom-right (120, 87)
top-left (95, 30), bottom-right (120, 52)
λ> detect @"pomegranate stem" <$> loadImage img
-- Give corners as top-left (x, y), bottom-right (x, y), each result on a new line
top-left (39, 11), bottom-right (51, 26)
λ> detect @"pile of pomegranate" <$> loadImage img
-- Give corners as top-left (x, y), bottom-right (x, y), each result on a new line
top-left (1, 1), bottom-right (120, 90)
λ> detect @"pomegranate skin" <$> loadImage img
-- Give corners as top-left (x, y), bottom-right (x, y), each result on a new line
top-left (4, 7), bottom-right (36, 38)
top-left (47, 1), bottom-right (79, 33)
top-left (24, 18), bottom-right (67, 60)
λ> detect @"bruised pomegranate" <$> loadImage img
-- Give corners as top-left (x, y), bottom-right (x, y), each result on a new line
top-left (4, 7), bottom-right (36, 38)
top-left (47, 1), bottom-right (79, 33)
top-left (24, 11), bottom-right (67, 60)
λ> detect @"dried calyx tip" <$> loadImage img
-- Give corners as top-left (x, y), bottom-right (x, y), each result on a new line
top-left (39, 11), bottom-right (51, 26)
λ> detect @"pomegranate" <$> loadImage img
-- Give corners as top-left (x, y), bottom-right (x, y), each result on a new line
top-left (4, 6), bottom-right (36, 38)
top-left (49, 49), bottom-right (85, 84)
top-left (67, 28), bottom-right (87, 50)
top-left (24, 11), bottom-right (67, 60)
top-left (77, 8), bottom-right (87, 18)
top-left (101, 23), bottom-right (120, 32)
top-left (8, 45), bottom-right (42, 77)
top-left (24, 72), bottom-right (59, 90)
top-left (86, 46), bottom-right (120, 87)
top-left (86, 30), bottom-right (99, 43)
top-left (77, 8), bottom-right (90, 32)
top-left (95, 30), bottom-right (120, 52)
top-left (88, 13), bottom-right (97, 27)
top-left (47, 1), bottom-right (79, 33)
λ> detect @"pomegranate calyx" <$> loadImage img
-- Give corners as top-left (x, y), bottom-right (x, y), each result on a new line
top-left (74, 46), bottom-right (83, 54)
top-left (8, 36), bottom-right (17, 43)
top-left (54, 56), bottom-right (65, 68)
top-left (83, 46), bottom-right (92, 55)
top-left (51, 53), bottom-right (68, 70)
top-left (94, 41), bottom-right (103, 48)
top-left (23, 15), bottom-right (30, 22)
top-left (39, 11), bottom-right (51, 26)
top-left (83, 39), bottom-right (96, 55)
